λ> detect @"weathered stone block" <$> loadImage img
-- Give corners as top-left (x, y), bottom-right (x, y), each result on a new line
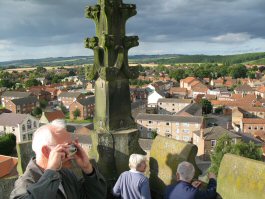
top-left (149, 135), bottom-right (201, 198)
top-left (217, 154), bottom-right (265, 199)
top-left (16, 141), bottom-right (34, 175)
top-left (0, 177), bottom-right (17, 199)
top-left (89, 129), bottom-right (145, 181)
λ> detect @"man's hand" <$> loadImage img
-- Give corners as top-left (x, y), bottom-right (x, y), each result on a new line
top-left (46, 144), bottom-right (70, 171)
top-left (192, 180), bottom-right (202, 188)
top-left (73, 140), bottom-right (93, 174)
top-left (208, 172), bottom-right (217, 180)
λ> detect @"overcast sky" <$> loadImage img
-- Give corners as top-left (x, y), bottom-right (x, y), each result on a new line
top-left (0, 0), bottom-right (265, 61)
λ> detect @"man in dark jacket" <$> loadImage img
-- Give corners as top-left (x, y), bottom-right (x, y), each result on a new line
top-left (164, 161), bottom-right (217, 199)
top-left (10, 119), bottom-right (107, 199)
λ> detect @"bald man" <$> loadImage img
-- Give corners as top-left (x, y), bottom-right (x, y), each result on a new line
top-left (10, 120), bottom-right (107, 199)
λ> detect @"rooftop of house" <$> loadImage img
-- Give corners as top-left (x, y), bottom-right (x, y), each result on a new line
top-left (43, 110), bottom-right (65, 122)
top-left (58, 92), bottom-right (82, 98)
top-left (181, 77), bottom-right (197, 84)
top-left (176, 103), bottom-right (202, 116)
top-left (1, 91), bottom-right (32, 98)
top-left (11, 96), bottom-right (38, 105)
top-left (0, 113), bottom-right (31, 127)
top-left (170, 87), bottom-right (187, 93)
top-left (76, 96), bottom-right (95, 106)
top-left (193, 126), bottom-right (241, 141)
top-left (234, 84), bottom-right (254, 92)
top-left (136, 113), bottom-right (203, 123)
top-left (242, 118), bottom-right (265, 124)
top-left (157, 98), bottom-right (192, 104)
top-left (0, 155), bottom-right (18, 178)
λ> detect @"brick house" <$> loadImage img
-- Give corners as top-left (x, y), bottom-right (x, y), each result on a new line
top-left (169, 87), bottom-right (188, 98)
top-left (234, 84), bottom-right (255, 95)
top-left (69, 96), bottom-right (95, 120)
top-left (58, 92), bottom-right (84, 109)
top-left (180, 77), bottom-right (198, 90)
top-left (29, 89), bottom-right (51, 101)
top-left (1, 91), bottom-right (32, 107)
top-left (136, 113), bottom-right (204, 141)
top-left (0, 113), bottom-right (39, 142)
top-left (5, 96), bottom-right (39, 114)
top-left (241, 118), bottom-right (265, 134)
top-left (157, 98), bottom-right (192, 114)
top-left (45, 87), bottom-right (59, 100)
top-left (193, 126), bottom-right (241, 160)
top-left (39, 110), bottom-right (65, 124)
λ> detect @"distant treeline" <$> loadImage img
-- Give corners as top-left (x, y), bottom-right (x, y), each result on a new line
top-left (145, 52), bottom-right (265, 65)
top-left (1, 52), bottom-right (265, 68)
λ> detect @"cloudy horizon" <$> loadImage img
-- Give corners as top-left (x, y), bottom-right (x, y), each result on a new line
top-left (0, 0), bottom-right (265, 62)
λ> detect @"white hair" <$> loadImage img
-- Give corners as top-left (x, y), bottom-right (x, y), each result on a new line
top-left (32, 120), bottom-right (67, 157)
top-left (129, 154), bottom-right (146, 170)
top-left (51, 119), bottom-right (66, 129)
top-left (177, 161), bottom-right (195, 182)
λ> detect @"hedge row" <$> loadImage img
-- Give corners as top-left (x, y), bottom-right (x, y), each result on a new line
top-left (0, 133), bottom-right (16, 155)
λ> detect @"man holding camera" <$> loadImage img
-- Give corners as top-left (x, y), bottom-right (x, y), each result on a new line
top-left (10, 120), bottom-right (107, 199)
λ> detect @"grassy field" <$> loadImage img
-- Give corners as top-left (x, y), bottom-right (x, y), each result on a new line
top-left (66, 118), bottom-right (93, 124)
top-left (245, 58), bottom-right (265, 65)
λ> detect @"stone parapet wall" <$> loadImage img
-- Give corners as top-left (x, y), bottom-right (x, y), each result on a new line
top-left (217, 154), bottom-right (265, 199)
top-left (149, 135), bottom-right (201, 198)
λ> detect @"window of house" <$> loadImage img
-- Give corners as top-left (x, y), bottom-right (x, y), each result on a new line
top-left (172, 104), bottom-right (175, 106)
top-left (176, 135), bottom-right (180, 140)
top-left (33, 121), bottom-right (37, 128)
top-left (260, 127), bottom-right (264, 130)
top-left (12, 127), bottom-right (15, 132)
top-left (27, 120), bottom-right (32, 129)
top-left (183, 123), bottom-right (189, 127)
top-left (23, 134), bottom-right (27, 141)
top-left (183, 136), bottom-right (190, 141)
top-left (140, 127), bottom-right (143, 130)
top-left (147, 132), bottom-right (152, 139)
top-left (211, 140), bottom-right (217, 147)
top-left (248, 126), bottom-right (251, 130)
top-left (176, 129), bottom-right (179, 133)
top-left (166, 122), bottom-right (170, 126)
top-left (254, 126), bottom-right (257, 130)
top-left (160, 103), bottom-right (162, 105)
top-left (148, 121), bottom-right (152, 124)
top-left (28, 133), bottom-right (33, 140)
top-left (183, 129), bottom-right (190, 133)
top-left (22, 125), bottom-right (26, 132)
top-left (176, 122), bottom-right (179, 126)
top-left (172, 109), bottom-right (175, 111)
top-left (148, 128), bottom-right (152, 131)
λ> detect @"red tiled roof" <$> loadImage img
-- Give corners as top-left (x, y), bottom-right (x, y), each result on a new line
top-left (170, 87), bottom-right (187, 93)
top-left (44, 110), bottom-right (65, 122)
top-left (181, 77), bottom-right (197, 84)
top-left (0, 155), bottom-right (18, 178)
top-left (242, 118), bottom-right (265, 124)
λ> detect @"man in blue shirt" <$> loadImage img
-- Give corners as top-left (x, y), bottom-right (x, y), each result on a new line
top-left (165, 161), bottom-right (217, 199)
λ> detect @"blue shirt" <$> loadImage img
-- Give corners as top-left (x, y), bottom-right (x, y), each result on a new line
top-left (113, 170), bottom-right (151, 199)
top-left (164, 179), bottom-right (217, 199)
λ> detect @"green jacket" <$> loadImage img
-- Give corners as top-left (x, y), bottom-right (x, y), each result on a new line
top-left (10, 159), bottom-right (107, 199)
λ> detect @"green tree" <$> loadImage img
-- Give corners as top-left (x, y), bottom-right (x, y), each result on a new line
top-left (25, 79), bottom-right (41, 88)
top-left (39, 99), bottom-right (48, 109)
top-left (60, 104), bottom-right (68, 115)
top-left (229, 64), bottom-right (247, 79)
top-left (73, 108), bottom-right (81, 119)
top-left (0, 133), bottom-right (16, 155)
top-left (209, 135), bottom-right (263, 175)
top-left (200, 99), bottom-right (213, 114)
top-left (32, 107), bottom-right (42, 116)
top-left (0, 79), bottom-right (15, 88)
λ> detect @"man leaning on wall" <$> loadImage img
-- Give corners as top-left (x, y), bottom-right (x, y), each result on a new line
top-left (10, 119), bottom-right (107, 199)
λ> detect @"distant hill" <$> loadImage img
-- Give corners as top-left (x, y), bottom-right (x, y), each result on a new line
top-left (1, 52), bottom-right (265, 68)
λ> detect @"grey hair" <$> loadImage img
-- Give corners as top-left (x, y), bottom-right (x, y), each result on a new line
top-left (129, 154), bottom-right (146, 170)
top-left (51, 119), bottom-right (66, 129)
top-left (177, 161), bottom-right (195, 182)
top-left (32, 119), bottom-right (66, 158)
